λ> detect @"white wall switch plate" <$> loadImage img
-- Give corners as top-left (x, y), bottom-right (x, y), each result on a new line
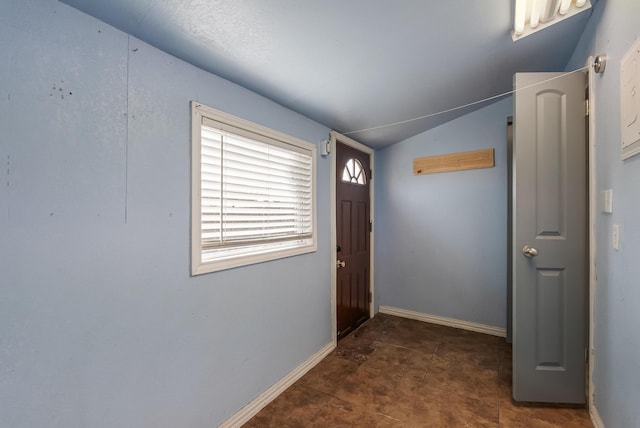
top-left (613, 224), bottom-right (620, 250)
top-left (601, 189), bottom-right (613, 213)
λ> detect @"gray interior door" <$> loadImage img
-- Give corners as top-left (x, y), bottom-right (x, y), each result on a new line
top-left (513, 72), bottom-right (588, 403)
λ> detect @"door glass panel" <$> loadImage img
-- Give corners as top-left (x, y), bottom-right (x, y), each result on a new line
top-left (342, 158), bottom-right (366, 185)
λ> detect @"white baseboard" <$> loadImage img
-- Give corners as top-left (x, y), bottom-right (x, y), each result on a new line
top-left (378, 305), bottom-right (506, 338)
top-left (219, 341), bottom-right (335, 428)
top-left (590, 404), bottom-right (604, 428)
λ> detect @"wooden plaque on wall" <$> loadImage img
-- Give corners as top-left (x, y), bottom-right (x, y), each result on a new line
top-left (413, 148), bottom-right (494, 176)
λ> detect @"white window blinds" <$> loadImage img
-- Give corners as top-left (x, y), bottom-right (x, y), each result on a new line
top-left (192, 102), bottom-right (316, 274)
top-left (201, 124), bottom-right (313, 251)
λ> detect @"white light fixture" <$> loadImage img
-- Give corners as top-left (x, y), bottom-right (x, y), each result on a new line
top-left (559, 0), bottom-right (572, 15)
top-left (529, 0), bottom-right (541, 28)
top-left (512, 0), bottom-right (592, 41)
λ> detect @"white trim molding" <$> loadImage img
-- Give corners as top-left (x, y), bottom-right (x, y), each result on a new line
top-left (379, 306), bottom-right (506, 338)
top-left (586, 55), bottom-right (598, 417)
top-left (590, 405), bottom-right (605, 428)
top-left (219, 342), bottom-right (335, 428)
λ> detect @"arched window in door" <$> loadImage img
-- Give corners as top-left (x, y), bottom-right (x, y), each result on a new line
top-left (341, 158), bottom-right (367, 185)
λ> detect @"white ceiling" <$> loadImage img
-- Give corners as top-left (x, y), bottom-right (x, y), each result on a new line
top-left (59, 0), bottom-right (595, 149)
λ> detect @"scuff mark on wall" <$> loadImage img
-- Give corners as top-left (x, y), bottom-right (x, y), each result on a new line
top-left (50, 80), bottom-right (73, 100)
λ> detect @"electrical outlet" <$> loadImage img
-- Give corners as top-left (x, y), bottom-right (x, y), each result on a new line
top-left (613, 224), bottom-right (620, 250)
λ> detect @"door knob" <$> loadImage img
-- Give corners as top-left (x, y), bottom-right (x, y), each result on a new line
top-left (337, 259), bottom-right (346, 269)
top-left (522, 246), bottom-right (538, 258)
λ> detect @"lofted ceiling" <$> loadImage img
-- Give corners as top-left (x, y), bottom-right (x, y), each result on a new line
top-left (59, 0), bottom-right (595, 149)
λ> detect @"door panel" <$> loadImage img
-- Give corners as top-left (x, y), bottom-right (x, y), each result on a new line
top-left (336, 142), bottom-right (371, 340)
top-left (513, 72), bottom-right (587, 403)
top-left (535, 91), bottom-right (566, 237)
top-left (535, 269), bottom-right (565, 368)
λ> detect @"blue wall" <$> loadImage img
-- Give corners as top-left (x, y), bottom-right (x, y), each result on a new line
top-left (4, 0), bottom-right (638, 426)
top-left (375, 98), bottom-right (512, 329)
top-left (566, 1), bottom-right (640, 426)
top-left (0, 1), bottom-right (332, 426)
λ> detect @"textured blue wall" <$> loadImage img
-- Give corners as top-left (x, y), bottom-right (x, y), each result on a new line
top-left (566, 1), bottom-right (640, 426)
top-left (0, 1), bottom-right (332, 426)
top-left (374, 98), bottom-right (512, 329)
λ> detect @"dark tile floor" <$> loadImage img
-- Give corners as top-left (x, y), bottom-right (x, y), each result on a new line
top-left (243, 313), bottom-right (593, 427)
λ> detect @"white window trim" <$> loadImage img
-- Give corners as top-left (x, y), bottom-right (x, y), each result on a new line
top-left (191, 101), bottom-right (317, 275)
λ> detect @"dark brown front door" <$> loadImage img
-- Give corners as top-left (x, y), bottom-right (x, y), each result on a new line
top-left (336, 142), bottom-right (371, 340)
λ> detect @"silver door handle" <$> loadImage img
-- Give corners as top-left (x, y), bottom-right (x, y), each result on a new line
top-left (337, 260), bottom-right (346, 269)
top-left (522, 246), bottom-right (538, 258)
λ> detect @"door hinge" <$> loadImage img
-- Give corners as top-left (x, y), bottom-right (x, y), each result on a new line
top-left (368, 290), bottom-right (372, 303)
top-left (369, 220), bottom-right (373, 232)
top-left (369, 168), bottom-right (373, 180)
top-left (585, 347), bottom-right (589, 363)
top-left (585, 99), bottom-right (590, 116)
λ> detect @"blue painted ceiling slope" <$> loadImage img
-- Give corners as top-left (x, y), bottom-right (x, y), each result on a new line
top-left (59, 0), bottom-right (595, 149)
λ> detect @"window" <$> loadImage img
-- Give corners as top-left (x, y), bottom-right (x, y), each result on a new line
top-left (191, 102), bottom-right (316, 275)
top-left (341, 158), bottom-right (367, 185)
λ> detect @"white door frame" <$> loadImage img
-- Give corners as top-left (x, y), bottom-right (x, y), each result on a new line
top-left (586, 56), bottom-right (598, 418)
top-left (329, 130), bottom-right (375, 346)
